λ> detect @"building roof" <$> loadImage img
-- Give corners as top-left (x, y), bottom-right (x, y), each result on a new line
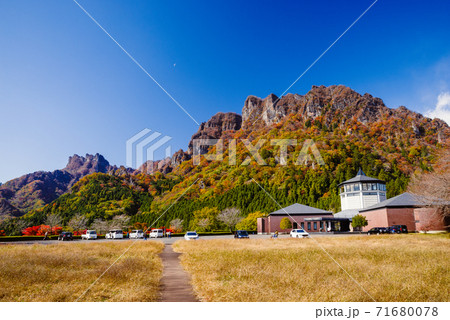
top-left (334, 209), bottom-right (360, 219)
top-left (338, 168), bottom-right (384, 187)
top-left (269, 203), bottom-right (332, 216)
top-left (359, 192), bottom-right (423, 212)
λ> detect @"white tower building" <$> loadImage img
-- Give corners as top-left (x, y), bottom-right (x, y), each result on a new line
top-left (335, 169), bottom-right (386, 218)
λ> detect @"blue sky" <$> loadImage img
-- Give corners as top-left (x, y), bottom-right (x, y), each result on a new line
top-left (0, 0), bottom-right (449, 183)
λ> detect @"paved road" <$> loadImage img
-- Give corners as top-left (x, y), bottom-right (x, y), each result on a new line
top-left (0, 232), bottom-right (365, 246)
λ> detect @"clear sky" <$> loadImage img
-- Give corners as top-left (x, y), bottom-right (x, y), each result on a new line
top-left (1, 0), bottom-right (449, 183)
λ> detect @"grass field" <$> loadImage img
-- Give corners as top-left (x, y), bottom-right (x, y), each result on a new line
top-left (173, 234), bottom-right (450, 302)
top-left (0, 241), bottom-right (164, 302)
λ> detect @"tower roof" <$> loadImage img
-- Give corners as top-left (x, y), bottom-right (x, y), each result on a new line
top-left (338, 168), bottom-right (384, 187)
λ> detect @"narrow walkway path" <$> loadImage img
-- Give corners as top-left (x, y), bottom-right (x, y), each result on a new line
top-left (159, 244), bottom-right (199, 302)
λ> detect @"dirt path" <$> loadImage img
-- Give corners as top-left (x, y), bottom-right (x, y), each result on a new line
top-left (159, 244), bottom-right (199, 302)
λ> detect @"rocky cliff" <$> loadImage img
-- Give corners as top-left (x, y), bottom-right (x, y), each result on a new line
top-left (242, 85), bottom-right (448, 130)
top-left (188, 112), bottom-right (242, 154)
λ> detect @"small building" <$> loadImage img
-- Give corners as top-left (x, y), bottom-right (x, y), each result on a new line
top-left (257, 203), bottom-right (334, 234)
top-left (359, 192), bottom-right (448, 232)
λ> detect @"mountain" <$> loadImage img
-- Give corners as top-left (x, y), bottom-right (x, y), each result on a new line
top-left (140, 85), bottom-right (448, 175)
top-left (0, 153), bottom-right (115, 218)
top-left (1, 85), bottom-right (448, 233)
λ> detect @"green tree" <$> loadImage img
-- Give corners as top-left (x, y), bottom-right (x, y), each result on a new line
top-left (351, 214), bottom-right (368, 231)
top-left (189, 207), bottom-right (220, 231)
top-left (236, 211), bottom-right (266, 231)
top-left (280, 217), bottom-right (292, 230)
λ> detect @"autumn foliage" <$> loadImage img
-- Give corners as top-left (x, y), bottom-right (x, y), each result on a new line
top-left (22, 225), bottom-right (62, 236)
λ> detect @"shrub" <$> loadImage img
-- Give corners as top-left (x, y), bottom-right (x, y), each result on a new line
top-left (351, 214), bottom-right (368, 230)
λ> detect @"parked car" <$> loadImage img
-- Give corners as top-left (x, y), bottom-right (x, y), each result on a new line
top-left (234, 230), bottom-right (249, 239)
top-left (81, 230), bottom-right (97, 240)
top-left (129, 230), bottom-right (144, 239)
top-left (290, 229), bottom-right (309, 238)
top-left (388, 225), bottom-right (408, 234)
top-left (367, 227), bottom-right (388, 235)
top-left (184, 231), bottom-right (199, 240)
top-left (58, 231), bottom-right (73, 241)
top-left (150, 229), bottom-right (164, 238)
top-left (105, 229), bottom-right (123, 239)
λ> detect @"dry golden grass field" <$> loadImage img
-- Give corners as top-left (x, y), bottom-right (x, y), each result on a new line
top-left (0, 241), bottom-right (164, 302)
top-left (173, 234), bottom-right (450, 302)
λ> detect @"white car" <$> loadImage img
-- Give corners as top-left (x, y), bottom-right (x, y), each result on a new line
top-left (150, 229), bottom-right (164, 238)
top-left (129, 229), bottom-right (144, 239)
top-left (290, 229), bottom-right (309, 238)
top-left (184, 231), bottom-right (199, 240)
top-left (81, 230), bottom-right (97, 240)
top-left (105, 229), bottom-right (123, 239)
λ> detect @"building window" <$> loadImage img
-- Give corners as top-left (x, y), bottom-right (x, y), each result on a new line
top-left (293, 222), bottom-right (298, 229)
top-left (378, 184), bottom-right (386, 191)
top-left (339, 186), bottom-right (344, 193)
top-left (307, 222), bottom-right (311, 230)
top-left (362, 183), bottom-right (368, 191)
top-left (345, 185), bottom-right (351, 192)
top-left (363, 192), bottom-right (377, 196)
top-left (313, 222), bottom-right (317, 230)
top-left (347, 193), bottom-right (359, 197)
top-left (320, 221), bottom-right (324, 231)
top-left (301, 222), bottom-right (304, 229)
top-left (371, 183), bottom-right (377, 190)
top-left (353, 184), bottom-right (360, 191)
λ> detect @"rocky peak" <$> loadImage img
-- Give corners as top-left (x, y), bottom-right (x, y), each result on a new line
top-left (0, 153), bottom-right (114, 217)
top-left (242, 92), bottom-right (302, 128)
top-left (171, 149), bottom-right (191, 167)
top-left (188, 112), bottom-right (242, 154)
top-left (242, 85), bottom-right (392, 127)
top-left (64, 153), bottom-right (111, 177)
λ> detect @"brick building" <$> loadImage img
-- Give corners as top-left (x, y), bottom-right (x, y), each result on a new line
top-left (359, 192), bottom-right (448, 232)
top-left (257, 203), bottom-right (338, 234)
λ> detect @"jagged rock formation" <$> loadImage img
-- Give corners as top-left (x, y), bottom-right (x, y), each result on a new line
top-left (242, 85), bottom-right (448, 130)
top-left (188, 112), bottom-right (242, 154)
top-left (0, 153), bottom-right (114, 217)
top-left (64, 153), bottom-right (110, 179)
